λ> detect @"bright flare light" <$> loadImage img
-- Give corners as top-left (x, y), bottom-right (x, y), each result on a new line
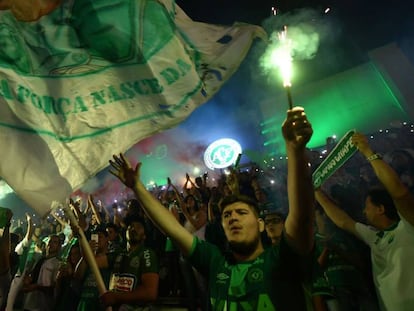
top-left (269, 26), bottom-right (293, 88)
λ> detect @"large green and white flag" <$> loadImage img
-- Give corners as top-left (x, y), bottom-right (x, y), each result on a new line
top-left (0, 0), bottom-right (265, 216)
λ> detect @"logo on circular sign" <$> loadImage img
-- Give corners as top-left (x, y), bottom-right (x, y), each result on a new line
top-left (204, 138), bottom-right (242, 170)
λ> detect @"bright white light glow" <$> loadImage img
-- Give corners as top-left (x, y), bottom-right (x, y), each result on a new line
top-left (204, 138), bottom-right (242, 170)
top-left (0, 181), bottom-right (13, 200)
top-left (193, 167), bottom-right (200, 175)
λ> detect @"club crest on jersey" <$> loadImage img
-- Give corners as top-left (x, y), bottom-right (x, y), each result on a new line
top-left (247, 268), bottom-right (263, 283)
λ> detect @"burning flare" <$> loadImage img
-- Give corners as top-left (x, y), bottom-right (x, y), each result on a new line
top-left (272, 26), bottom-right (293, 88)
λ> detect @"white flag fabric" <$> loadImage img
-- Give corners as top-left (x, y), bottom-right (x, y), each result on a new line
top-left (0, 0), bottom-right (265, 216)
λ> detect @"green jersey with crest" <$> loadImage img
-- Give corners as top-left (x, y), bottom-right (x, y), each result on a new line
top-left (108, 245), bottom-right (159, 311)
top-left (188, 236), bottom-right (309, 311)
top-left (109, 246), bottom-right (159, 291)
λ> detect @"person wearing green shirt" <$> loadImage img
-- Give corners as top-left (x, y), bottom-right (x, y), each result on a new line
top-left (100, 218), bottom-right (159, 310)
top-left (108, 107), bottom-right (315, 310)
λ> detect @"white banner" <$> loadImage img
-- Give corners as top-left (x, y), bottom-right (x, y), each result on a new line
top-left (0, 0), bottom-right (266, 216)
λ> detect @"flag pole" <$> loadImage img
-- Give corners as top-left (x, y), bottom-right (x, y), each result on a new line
top-left (62, 203), bottom-right (112, 311)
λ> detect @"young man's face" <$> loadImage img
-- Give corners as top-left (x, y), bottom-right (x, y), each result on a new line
top-left (90, 215), bottom-right (98, 225)
top-left (97, 232), bottom-right (109, 252)
top-left (126, 221), bottom-right (146, 246)
top-left (221, 202), bottom-right (264, 255)
top-left (185, 196), bottom-right (196, 212)
top-left (106, 227), bottom-right (118, 241)
top-left (34, 227), bottom-right (42, 238)
top-left (363, 195), bottom-right (381, 226)
top-left (264, 214), bottom-right (284, 244)
top-left (47, 236), bottom-right (61, 256)
top-left (69, 246), bottom-right (81, 266)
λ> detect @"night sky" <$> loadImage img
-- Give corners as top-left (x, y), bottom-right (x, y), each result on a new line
top-left (178, 0), bottom-right (412, 54)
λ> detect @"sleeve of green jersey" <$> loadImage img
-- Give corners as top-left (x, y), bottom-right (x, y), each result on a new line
top-left (187, 237), bottom-right (222, 276)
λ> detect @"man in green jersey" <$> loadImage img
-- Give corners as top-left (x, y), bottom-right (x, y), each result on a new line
top-left (109, 107), bottom-right (314, 310)
top-left (100, 218), bottom-right (159, 310)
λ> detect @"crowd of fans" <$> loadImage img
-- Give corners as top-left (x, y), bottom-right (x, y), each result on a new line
top-left (0, 119), bottom-right (413, 311)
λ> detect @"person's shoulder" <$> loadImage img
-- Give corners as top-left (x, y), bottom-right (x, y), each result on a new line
top-left (129, 246), bottom-right (158, 259)
top-left (43, 256), bottom-right (60, 268)
top-left (107, 249), bottom-right (124, 261)
top-left (45, 255), bottom-right (60, 262)
top-left (395, 217), bottom-right (414, 234)
top-left (190, 237), bottom-right (224, 261)
top-left (354, 222), bottom-right (380, 238)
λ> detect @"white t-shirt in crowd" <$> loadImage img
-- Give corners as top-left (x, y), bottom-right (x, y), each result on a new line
top-left (355, 216), bottom-right (414, 311)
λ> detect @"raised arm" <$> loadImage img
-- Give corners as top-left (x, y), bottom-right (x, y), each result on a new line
top-left (352, 132), bottom-right (414, 225)
top-left (226, 168), bottom-right (240, 195)
top-left (14, 213), bottom-right (33, 258)
top-left (168, 177), bottom-right (184, 208)
top-left (182, 173), bottom-right (191, 196)
top-left (186, 174), bottom-right (203, 201)
top-left (112, 204), bottom-right (124, 228)
top-left (109, 154), bottom-right (194, 256)
top-left (282, 107), bottom-right (314, 254)
top-left (51, 212), bottom-right (67, 228)
top-left (88, 195), bottom-right (103, 225)
top-left (24, 212), bottom-right (34, 243)
top-left (181, 202), bottom-right (207, 231)
top-left (99, 201), bottom-right (112, 223)
top-left (70, 199), bottom-right (87, 231)
top-left (315, 189), bottom-right (358, 236)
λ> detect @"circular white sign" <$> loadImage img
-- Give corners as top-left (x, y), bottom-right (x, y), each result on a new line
top-left (204, 138), bottom-right (242, 170)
